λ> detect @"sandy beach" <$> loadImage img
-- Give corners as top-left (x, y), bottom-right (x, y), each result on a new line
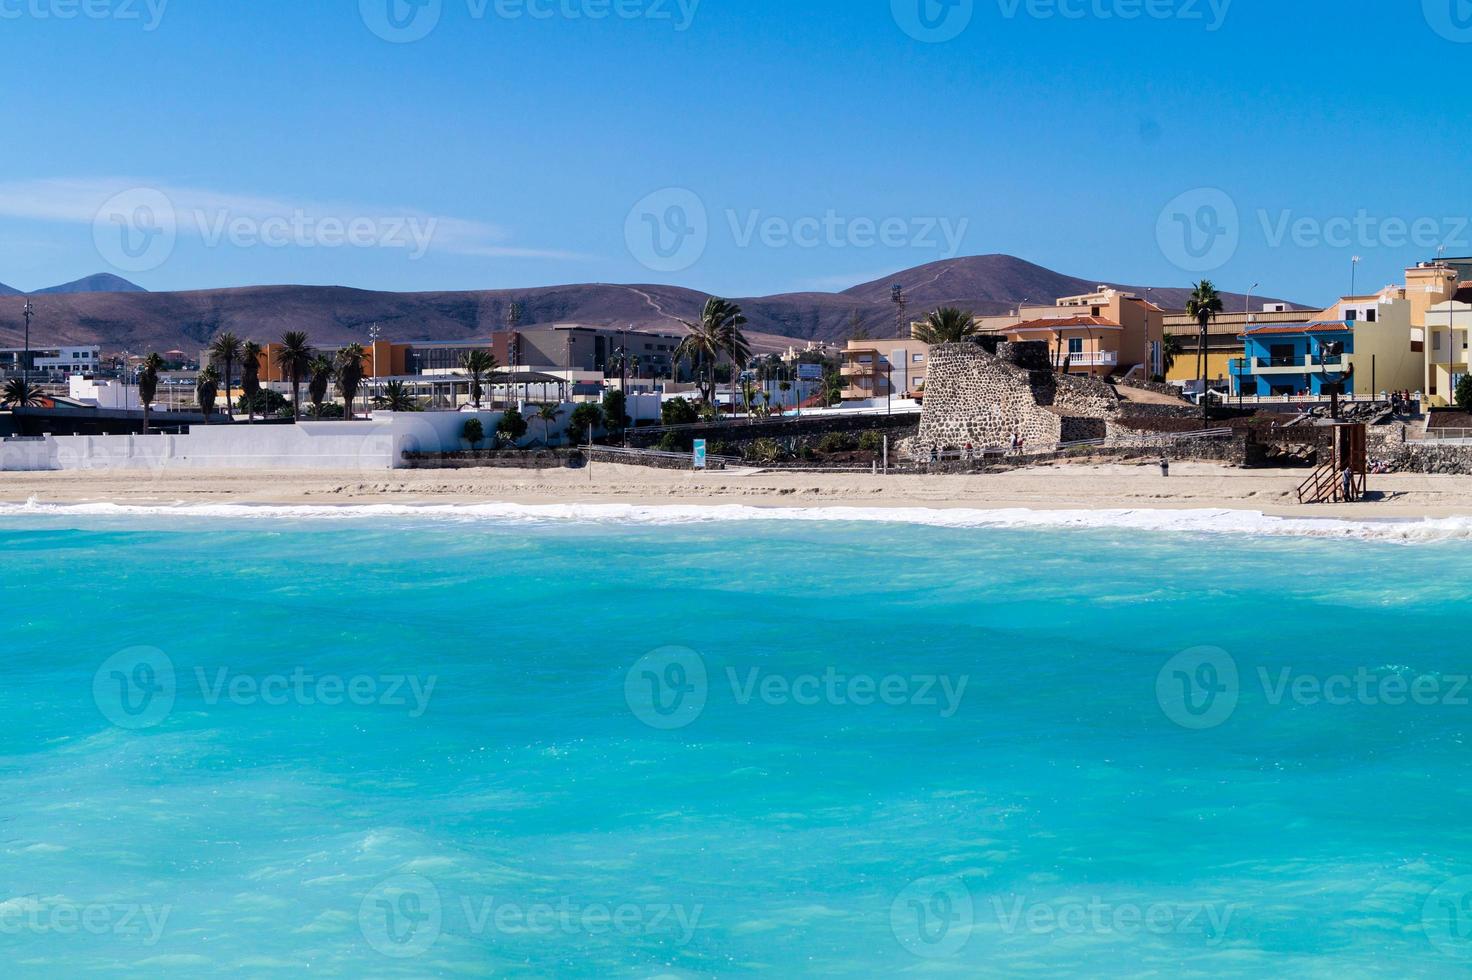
top-left (1, 460), bottom-right (1469, 520)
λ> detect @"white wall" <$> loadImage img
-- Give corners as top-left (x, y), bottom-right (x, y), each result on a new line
top-left (0, 411), bottom-right (547, 473)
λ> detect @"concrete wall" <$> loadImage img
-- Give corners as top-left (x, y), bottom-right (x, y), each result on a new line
top-left (0, 411), bottom-right (525, 473)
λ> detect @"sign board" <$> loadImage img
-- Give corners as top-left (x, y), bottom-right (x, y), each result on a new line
top-left (693, 439), bottom-right (707, 470)
top-left (797, 363), bottom-right (823, 381)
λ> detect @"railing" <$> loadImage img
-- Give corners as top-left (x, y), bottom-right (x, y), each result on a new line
top-left (1297, 461), bottom-right (1340, 504)
top-left (1068, 352), bottom-right (1119, 367)
top-left (1419, 427), bottom-right (1472, 444)
top-left (633, 405), bottom-right (923, 437)
top-left (590, 445), bottom-right (744, 466)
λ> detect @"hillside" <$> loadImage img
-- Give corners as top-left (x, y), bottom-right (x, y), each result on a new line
top-left (0, 256), bottom-right (1307, 354)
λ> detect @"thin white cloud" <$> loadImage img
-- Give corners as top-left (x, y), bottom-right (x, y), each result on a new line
top-left (0, 177), bottom-right (590, 261)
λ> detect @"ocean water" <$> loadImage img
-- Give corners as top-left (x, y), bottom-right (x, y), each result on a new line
top-left (3, 504), bottom-right (1472, 977)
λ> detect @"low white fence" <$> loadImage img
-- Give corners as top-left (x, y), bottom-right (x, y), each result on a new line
top-left (0, 410), bottom-right (573, 473)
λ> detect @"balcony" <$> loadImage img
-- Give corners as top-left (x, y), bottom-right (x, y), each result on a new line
top-left (1236, 354), bottom-right (1348, 375)
top-left (1066, 351), bottom-right (1118, 367)
top-left (840, 363), bottom-right (880, 378)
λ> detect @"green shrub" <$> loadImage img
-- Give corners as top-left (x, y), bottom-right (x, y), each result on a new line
top-left (707, 440), bottom-right (739, 458)
top-left (462, 418), bottom-right (485, 448)
top-left (568, 403), bottom-right (605, 443)
top-left (744, 438), bottom-right (785, 465)
top-left (497, 408), bottom-right (528, 442)
top-left (816, 432), bottom-right (858, 454)
top-left (661, 397), bottom-right (698, 426)
top-left (857, 431), bottom-right (885, 453)
top-left (657, 431), bottom-right (693, 453)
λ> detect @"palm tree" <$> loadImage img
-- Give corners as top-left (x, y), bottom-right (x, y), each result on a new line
top-left (815, 369), bottom-right (843, 408)
top-left (208, 332), bottom-right (242, 420)
top-left (195, 366), bottom-right (221, 421)
top-left (138, 353), bottom-right (164, 434)
top-left (240, 341), bottom-right (262, 422)
top-left (307, 355), bottom-right (333, 418)
top-left (378, 380), bottom-right (420, 412)
top-left (914, 307), bottom-right (980, 345)
top-left (535, 403), bottom-right (563, 446)
top-left (277, 331), bottom-right (314, 420)
top-left (1186, 281), bottom-right (1224, 422)
top-left (676, 297), bottom-right (748, 410)
top-left (1161, 334), bottom-right (1184, 378)
top-left (2, 378), bottom-right (43, 408)
top-left (459, 349), bottom-right (498, 409)
top-left (336, 344), bottom-right (366, 420)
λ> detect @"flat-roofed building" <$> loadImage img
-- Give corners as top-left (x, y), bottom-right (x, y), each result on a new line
top-left (841, 339), bottom-right (931, 400)
top-left (972, 288), bottom-right (1163, 378)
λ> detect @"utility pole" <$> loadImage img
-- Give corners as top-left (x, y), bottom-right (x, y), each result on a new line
top-left (21, 300), bottom-right (33, 384)
top-left (891, 284), bottom-right (907, 337)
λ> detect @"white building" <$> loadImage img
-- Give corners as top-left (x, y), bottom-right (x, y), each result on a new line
top-left (68, 376), bottom-right (144, 410)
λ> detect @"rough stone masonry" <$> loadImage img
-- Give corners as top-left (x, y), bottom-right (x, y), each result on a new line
top-left (914, 340), bottom-right (1122, 453)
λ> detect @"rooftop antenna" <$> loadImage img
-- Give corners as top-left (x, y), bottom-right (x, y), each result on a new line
top-left (1351, 256), bottom-right (1361, 297)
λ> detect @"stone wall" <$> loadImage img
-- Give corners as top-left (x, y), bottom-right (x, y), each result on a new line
top-left (915, 341), bottom-right (1121, 452)
top-left (626, 411), bottom-right (920, 449)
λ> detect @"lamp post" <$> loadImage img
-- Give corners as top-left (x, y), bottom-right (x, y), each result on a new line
top-left (1243, 282), bottom-right (1258, 404)
top-left (21, 300), bottom-right (33, 384)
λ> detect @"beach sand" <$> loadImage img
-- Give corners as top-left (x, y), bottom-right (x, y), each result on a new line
top-left (0, 461), bottom-right (1469, 519)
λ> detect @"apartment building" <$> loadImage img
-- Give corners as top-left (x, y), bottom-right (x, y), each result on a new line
top-left (973, 288), bottom-right (1163, 378)
top-left (841, 339), bottom-right (930, 400)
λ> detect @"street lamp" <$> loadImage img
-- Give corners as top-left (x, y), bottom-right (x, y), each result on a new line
top-left (1243, 282), bottom-right (1258, 405)
top-left (21, 300), bottom-right (33, 383)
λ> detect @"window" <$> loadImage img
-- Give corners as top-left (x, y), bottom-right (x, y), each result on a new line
top-left (1068, 338), bottom-right (1084, 355)
top-left (1345, 309), bottom-right (1357, 322)
top-left (1366, 309), bottom-right (1377, 323)
top-left (912, 353), bottom-right (925, 362)
top-left (1434, 332), bottom-right (1443, 352)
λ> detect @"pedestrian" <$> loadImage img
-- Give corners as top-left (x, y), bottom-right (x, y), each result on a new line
top-left (1342, 464), bottom-right (1353, 501)
top-left (1159, 456), bottom-right (1170, 478)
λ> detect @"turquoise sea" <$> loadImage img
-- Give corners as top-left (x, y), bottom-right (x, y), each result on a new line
top-left (3, 505), bottom-right (1472, 977)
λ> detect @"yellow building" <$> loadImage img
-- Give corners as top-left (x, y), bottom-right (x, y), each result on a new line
top-left (1425, 298), bottom-right (1472, 405)
top-left (1164, 306), bottom-right (1307, 385)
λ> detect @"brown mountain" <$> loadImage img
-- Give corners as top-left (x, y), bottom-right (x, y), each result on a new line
top-left (0, 255), bottom-right (1308, 354)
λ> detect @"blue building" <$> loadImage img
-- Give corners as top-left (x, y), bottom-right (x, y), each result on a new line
top-left (1229, 322), bottom-right (1355, 398)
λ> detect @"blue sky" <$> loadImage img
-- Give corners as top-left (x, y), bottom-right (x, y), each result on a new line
top-left (2, 0), bottom-right (1469, 305)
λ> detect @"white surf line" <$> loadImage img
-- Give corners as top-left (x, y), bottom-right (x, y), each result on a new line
top-left (3, 498), bottom-right (1472, 544)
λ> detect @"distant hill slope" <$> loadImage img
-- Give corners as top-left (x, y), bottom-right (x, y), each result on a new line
top-left (31, 273), bottom-right (147, 295)
top-left (0, 256), bottom-right (1308, 353)
top-left (0, 282), bottom-right (20, 297)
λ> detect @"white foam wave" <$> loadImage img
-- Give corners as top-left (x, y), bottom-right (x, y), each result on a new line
top-left (2, 497), bottom-right (1471, 543)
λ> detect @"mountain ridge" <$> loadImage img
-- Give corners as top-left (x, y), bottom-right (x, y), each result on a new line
top-left (0, 256), bottom-right (1308, 353)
